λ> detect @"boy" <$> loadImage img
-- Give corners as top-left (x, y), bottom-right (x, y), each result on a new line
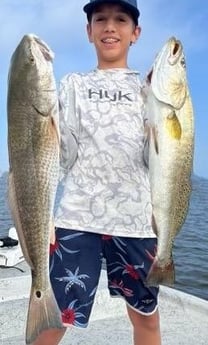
top-left (33, 1), bottom-right (161, 344)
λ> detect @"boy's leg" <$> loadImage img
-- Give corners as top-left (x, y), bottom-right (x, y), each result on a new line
top-left (127, 306), bottom-right (161, 345)
top-left (32, 228), bottom-right (103, 345)
top-left (104, 236), bottom-right (161, 345)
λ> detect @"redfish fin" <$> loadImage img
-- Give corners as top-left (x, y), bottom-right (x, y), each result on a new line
top-left (8, 172), bottom-right (34, 269)
top-left (26, 285), bottom-right (63, 344)
top-left (145, 258), bottom-right (175, 287)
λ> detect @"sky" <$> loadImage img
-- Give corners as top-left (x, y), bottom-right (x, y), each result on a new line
top-left (0, 0), bottom-right (207, 178)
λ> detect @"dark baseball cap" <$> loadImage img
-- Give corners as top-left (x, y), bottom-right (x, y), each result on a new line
top-left (83, 0), bottom-right (140, 24)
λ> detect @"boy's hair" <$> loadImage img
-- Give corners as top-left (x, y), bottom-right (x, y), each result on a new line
top-left (83, 0), bottom-right (140, 26)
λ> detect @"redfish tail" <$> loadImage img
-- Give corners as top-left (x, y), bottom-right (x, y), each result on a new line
top-left (145, 258), bottom-right (175, 287)
top-left (26, 284), bottom-right (63, 344)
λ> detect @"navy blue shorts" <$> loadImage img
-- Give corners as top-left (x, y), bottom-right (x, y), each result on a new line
top-left (49, 228), bottom-right (159, 328)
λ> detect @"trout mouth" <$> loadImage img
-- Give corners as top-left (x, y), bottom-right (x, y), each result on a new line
top-left (172, 40), bottom-right (186, 68)
top-left (146, 38), bottom-right (182, 84)
top-left (173, 41), bottom-right (180, 55)
top-left (169, 38), bottom-right (182, 65)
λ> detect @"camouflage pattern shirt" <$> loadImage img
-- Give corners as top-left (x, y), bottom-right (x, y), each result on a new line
top-left (54, 68), bottom-right (156, 238)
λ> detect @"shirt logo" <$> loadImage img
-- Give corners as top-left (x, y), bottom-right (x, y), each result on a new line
top-left (88, 89), bottom-right (133, 102)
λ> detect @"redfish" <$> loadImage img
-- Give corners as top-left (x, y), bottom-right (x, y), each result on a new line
top-left (7, 34), bottom-right (62, 344)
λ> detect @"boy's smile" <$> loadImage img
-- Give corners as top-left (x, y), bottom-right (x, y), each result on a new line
top-left (87, 4), bottom-right (141, 69)
top-left (101, 37), bottom-right (120, 46)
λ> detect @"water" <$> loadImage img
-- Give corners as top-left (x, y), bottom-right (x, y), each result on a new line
top-left (0, 172), bottom-right (208, 300)
top-left (0, 172), bottom-right (13, 233)
top-left (173, 175), bottom-right (208, 300)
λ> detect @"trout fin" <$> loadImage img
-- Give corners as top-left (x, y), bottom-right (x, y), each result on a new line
top-left (145, 258), bottom-right (175, 287)
top-left (26, 284), bottom-right (63, 344)
top-left (8, 172), bottom-right (34, 269)
top-left (165, 111), bottom-right (182, 139)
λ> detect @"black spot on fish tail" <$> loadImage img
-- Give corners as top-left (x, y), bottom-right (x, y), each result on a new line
top-left (26, 285), bottom-right (63, 344)
top-left (36, 290), bottom-right (42, 298)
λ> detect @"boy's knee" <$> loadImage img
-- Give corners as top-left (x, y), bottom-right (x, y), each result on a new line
top-left (141, 312), bottom-right (160, 332)
top-left (127, 306), bottom-right (160, 332)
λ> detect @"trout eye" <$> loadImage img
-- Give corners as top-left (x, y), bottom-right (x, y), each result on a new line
top-left (181, 57), bottom-right (186, 68)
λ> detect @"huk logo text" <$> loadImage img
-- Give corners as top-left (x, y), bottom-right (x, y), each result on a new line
top-left (88, 89), bottom-right (133, 102)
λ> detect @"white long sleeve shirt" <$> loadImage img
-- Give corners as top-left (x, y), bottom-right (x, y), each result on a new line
top-left (55, 68), bottom-right (155, 238)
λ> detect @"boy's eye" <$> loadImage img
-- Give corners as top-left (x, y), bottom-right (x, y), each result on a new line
top-left (95, 16), bottom-right (105, 21)
top-left (117, 16), bottom-right (127, 22)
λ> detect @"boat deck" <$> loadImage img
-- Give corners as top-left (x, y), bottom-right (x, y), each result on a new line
top-left (0, 268), bottom-right (208, 345)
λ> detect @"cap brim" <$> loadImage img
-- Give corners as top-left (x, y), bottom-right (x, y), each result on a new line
top-left (83, 0), bottom-right (140, 20)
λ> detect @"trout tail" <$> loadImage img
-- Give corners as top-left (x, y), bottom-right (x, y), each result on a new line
top-left (145, 258), bottom-right (175, 287)
top-left (26, 283), bottom-right (63, 344)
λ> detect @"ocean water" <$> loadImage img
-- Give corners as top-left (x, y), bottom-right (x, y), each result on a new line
top-left (0, 172), bottom-right (208, 300)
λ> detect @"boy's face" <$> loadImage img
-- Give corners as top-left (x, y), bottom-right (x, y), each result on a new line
top-left (87, 4), bottom-right (141, 69)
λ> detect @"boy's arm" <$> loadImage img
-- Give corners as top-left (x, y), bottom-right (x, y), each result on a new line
top-left (59, 75), bottom-right (79, 172)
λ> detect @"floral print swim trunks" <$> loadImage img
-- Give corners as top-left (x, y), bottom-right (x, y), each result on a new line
top-left (50, 228), bottom-right (159, 327)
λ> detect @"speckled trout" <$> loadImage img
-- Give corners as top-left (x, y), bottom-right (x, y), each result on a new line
top-left (7, 34), bottom-right (62, 343)
top-left (144, 37), bottom-right (194, 287)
